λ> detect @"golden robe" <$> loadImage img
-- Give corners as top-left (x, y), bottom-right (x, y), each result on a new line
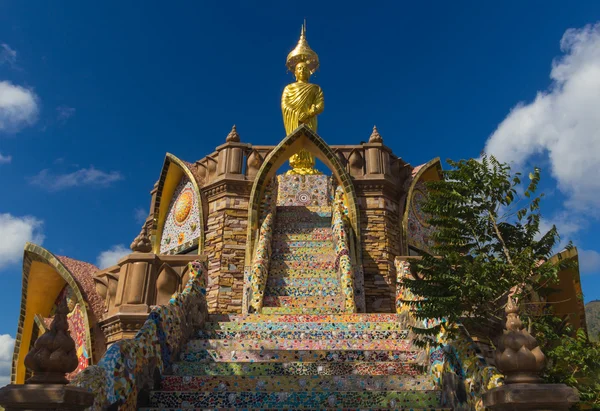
top-left (281, 82), bottom-right (324, 135)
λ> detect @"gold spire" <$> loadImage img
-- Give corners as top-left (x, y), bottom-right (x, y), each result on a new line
top-left (286, 21), bottom-right (320, 74)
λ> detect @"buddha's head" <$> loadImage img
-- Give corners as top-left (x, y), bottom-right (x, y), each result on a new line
top-left (294, 62), bottom-right (310, 82)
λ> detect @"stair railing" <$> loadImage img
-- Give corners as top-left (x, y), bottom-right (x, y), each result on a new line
top-left (394, 257), bottom-right (503, 411)
top-left (332, 186), bottom-right (357, 313)
top-left (68, 259), bottom-right (208, 411)
top-left (247, 180), bottom-right (278, 313)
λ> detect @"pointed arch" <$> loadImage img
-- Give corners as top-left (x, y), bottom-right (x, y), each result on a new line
top-left (245, 124), bottom-right (361, 265)
top-left (152, 153), bottom-right (206, 255)
top-left (12, 243), bottom-right (97, 384)
top-left (402, 157), bottom-right (443, 254)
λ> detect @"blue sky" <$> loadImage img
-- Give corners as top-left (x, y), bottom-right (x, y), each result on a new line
top-left (1, 1), bottom-right (600, 382)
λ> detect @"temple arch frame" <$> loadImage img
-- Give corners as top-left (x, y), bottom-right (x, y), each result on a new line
top-left (401, 157), bottom-right (442, 255)
top-left (152, 153), bottom-right (206, 255)
top-left (245, 124), bottom-right (361, 266)
top-left (12, 243), bottom-right (96, 384)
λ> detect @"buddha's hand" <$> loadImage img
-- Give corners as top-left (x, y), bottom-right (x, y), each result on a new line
top-left (298, 111), bottom-right (310, 122)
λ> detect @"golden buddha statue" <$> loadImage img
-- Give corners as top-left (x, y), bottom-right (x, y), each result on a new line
top-left (282, 23), bottom-right (324, 175)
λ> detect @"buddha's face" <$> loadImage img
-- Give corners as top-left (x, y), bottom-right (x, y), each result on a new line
top-left (294, 62), bottom-right (310, 82)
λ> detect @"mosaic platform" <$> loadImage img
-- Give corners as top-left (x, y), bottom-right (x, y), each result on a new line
top-left (145, 313), bottom-right (443, 410)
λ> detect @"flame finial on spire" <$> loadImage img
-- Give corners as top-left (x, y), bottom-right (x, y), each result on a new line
top-left (369, 125), bottom-right (383, 143)
top-left (226, 125), bottom-right (240, 142)
top-left (286, 20), bottom-right (319, 74)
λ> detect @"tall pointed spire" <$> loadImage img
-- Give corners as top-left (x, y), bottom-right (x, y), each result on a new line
top-left (286, 20), bottom-right (320, 73)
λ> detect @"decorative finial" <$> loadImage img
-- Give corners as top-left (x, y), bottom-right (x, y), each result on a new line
top-left (494, 288), bottom-right (546, 384)
top-left (23, 299), bottom-right (78, 384)
top-left (369, 126), bottom-right (383, 143)
top-left (130, 225), bottom-right (152, 253)
top-left (226, 125), bottom-right (240, 143)
top-left (286, 21), bottom-right (319, 73)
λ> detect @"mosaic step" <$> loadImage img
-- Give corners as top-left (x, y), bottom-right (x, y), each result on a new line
top-left (269, 260), bottom-right (334, 270)
top-left (185, 338), bottom-right (413, 352)
top-left (263, 285), bottom-right (339, 297)
top-left (180, 348), bottom-right (421, 363)
top-left (265, 276), bottom-right (340, 288)
top-left (172, 361), bottom-right (423, 377)
top-left (271, 243), bottom-right (335, 255)
top-left (268, 266), bottom-right (336, 278)
top-left (274, 229), bottom-right (333, 241)
top-left (147, 390), bottom-right (442, 409)
top-left (195, 330), bottom-right (412, 342)
top-left (275, 213), bottom-right (332, 223)
top-left (204, 319), bottom-right (407, 331)
top-left (219, 313), bottom-right (405, 323)
top-left (141, 408), bottom-right (450, 411)
top-left (269, 253), bottom-right (335, 262)
top-left (273, 220), bottom-right (331, 231)
top-left (261, 306), bottom-right (347, 314)
top-left (275, 205), bottom-right (332, 215)
top-left (160, 374), bottom-right (436, 392)
top-left (262, 295), bottom-right (342, 308)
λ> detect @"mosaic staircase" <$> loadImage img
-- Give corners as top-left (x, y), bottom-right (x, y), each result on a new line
top-left (141, 313), bottom-right (449, 410)
top-left (263, 205), bottom-right (345, 314)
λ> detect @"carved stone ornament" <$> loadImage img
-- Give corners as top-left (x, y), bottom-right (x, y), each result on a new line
top-left (23, 300), bottom-right (79, 384)
top-left (130, 224), bottom-right (152, 253)
top-left (369, 125), bottom-right (383, 143)
top-left (226, 125), bottom-right (240, 142)
top-left (494, 292), bottom-right (546, 384)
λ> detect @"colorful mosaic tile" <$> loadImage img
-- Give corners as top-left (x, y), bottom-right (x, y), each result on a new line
top-left (159, 177), bottom-right (201, 254)
top-left (407, 181), bottom-right (435, 253)
top-left (276, 174), bottom-right (332, 207)
top-left (148, 390), bottom-right (442, 409)
top-left (179, 348), bottom-right (420, 363)
top-left (69, 260), bottom-right (208, 411)
top-left (172, 361), bottom-right (424, 377)
top-left (160, 374), bottom-right (436, 392)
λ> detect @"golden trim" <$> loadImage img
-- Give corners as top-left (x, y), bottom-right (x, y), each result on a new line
top-left (12, 243), bottom-right (95, 384)
top-left (245, 124), bottom-right (361, 266)
top-left (152, 153), bottom-right (205, 255)
top-left (401, 157), bottom-right (442, 254)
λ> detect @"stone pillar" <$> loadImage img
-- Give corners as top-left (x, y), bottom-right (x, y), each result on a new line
top-left (0, 301), bottom-right (94, 411)
top-left (202, 126), bottom-right (251, 314)
top-left (482, 292), bottom-right (579, 410)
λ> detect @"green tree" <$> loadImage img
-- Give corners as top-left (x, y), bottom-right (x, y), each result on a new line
top-left (404, 155), bottom-right (562, 342)
top-left (535, 316), bottom-right (600, 408)
top-left (402, 155), bottom-right (600, 405)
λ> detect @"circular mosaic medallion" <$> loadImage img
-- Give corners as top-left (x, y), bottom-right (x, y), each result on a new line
top-left (174, 188), bottom-right (193, 225)
top-left (295, 190), bottom-right (312, 206)
top-left (412, 188), bottom-right (430, 227)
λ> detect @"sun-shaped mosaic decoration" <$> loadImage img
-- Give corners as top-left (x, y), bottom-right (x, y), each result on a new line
top-left (411, 188), bottom-right (431, 227)
top-left (174, 188), bottom-right (194, 226)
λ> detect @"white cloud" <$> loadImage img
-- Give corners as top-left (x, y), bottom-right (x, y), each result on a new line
top-left (56, 105), bottom-right (75, 123)
top-left (0, 152), bottom-right (11, 164)
top-left (0, 44), bottom-right (16, 67)
top-left (0, 81), bottom-right (39, 133)
top-left (96, 244), bottom-right (129, 269)
top-left (579, 249), bottom-right (600, 275)
top-left (29, 166), bottom-right (123, 191)
top-left (485, 23), bottom-right (600, 212)
top-left (0, 334), bottom-right (15, 387)
top-left (0, 213), bottom-right (44, 270)
top-left (134, 208), bottom-right (147, 224)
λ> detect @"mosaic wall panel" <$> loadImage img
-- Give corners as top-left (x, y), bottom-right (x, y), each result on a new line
top-left (160, 177), bottom-right (201, 254)
top-left (276, 174), bottom-right (332, 207)
top-left (407, 181), bottom-right (435, 253)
